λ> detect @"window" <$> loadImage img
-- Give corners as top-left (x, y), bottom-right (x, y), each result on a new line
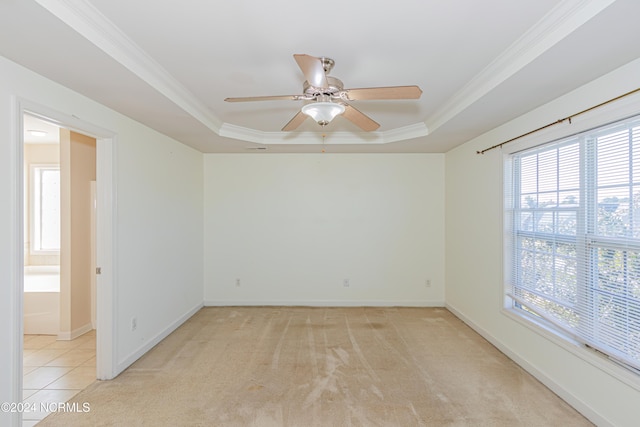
top-left (31, 165), bottom-right (60, 253)
top-left (505, 114), bottom-right (640, 372)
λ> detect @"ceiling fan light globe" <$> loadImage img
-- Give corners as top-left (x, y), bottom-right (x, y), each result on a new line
top-left (301, 102), bottom-right (345, 125)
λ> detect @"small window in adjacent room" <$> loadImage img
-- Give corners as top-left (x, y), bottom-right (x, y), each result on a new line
top-left (504, 114), bottom-right (640, 373)
top-left (31, 165), bottom-right (60, 254)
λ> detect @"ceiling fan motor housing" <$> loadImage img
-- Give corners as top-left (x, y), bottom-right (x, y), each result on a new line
top-left (303, 76), bottom-right (344, 99)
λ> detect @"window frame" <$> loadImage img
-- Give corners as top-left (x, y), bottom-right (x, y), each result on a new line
top-left (502, 103), bottom-right (640, 387)
top-left (29, 163), bottom-right (61, 255)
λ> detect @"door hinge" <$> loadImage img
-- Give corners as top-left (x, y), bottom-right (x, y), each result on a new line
top-left (96, 267), bottom-right (102, 275)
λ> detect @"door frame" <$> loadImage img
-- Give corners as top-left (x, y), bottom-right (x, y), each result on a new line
top-left (11, 97), bottom-right (117, 419)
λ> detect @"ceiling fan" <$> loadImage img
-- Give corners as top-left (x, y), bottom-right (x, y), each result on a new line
top-left (224, 54), bottom-right (422, 132)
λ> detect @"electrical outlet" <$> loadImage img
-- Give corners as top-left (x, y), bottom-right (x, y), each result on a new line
top-left (235, 278), bottom-right (241, 287)
top-left (131, 317), bottom-right (137, 331)
top-left (425, 279), bottom-right (432, 288)
top-left (343, 279), bottom-right (350, 287)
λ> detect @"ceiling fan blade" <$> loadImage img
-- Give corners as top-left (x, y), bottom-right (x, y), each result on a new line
top-left (342, 103), bottom-right (380, 131)
top-left (342, 85), bottom-right (422, 101)
top-left (225, 94), bottom-right (302, 102)
top-left (282, 111), bottom-right (308, 131)
top-left (293, 54), bottom-right (328, 88)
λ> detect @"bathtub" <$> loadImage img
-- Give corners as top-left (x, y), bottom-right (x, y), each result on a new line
top-left (24, 265), bottom-right (60, 335)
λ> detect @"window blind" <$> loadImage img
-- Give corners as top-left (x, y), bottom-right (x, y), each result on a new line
top-left (506, 114), bottom-right (640, 372)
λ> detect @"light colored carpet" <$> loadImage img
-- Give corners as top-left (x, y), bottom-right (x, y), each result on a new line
top-left (39, 307), bottom-right (592, 426)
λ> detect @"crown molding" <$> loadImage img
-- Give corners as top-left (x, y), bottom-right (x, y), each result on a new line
top-left (383, 122), bottom-right (429, 143)
top-left (34, 0), bottom-right (222, 133)
top-left (30, 0), bottom-right (430, 146)
top-left (425, 0), bottom-right (617, 133)
top-left (34, 0), bottom-right (615, 148)
top-left (219, 121), bottom-right (429, 145)
top-left (219, 123), bottom-right (382, 144)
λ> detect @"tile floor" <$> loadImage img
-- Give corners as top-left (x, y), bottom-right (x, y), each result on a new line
top-left (22, 331), bottom-right (96, 426)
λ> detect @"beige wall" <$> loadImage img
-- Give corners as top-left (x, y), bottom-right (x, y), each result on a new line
top-left (60, 129), bottom-right (96, 337)
top-left (445, 57), bottom-right (640, 426)
top-left (23, 143), bottom-right (60, 266)
top-left (204, 153), bottom-right (445, 306)
top-left (1, 56), bottom-right (204, 418)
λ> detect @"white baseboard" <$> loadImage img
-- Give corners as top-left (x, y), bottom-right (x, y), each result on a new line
top-left (445, 303), bottom-right (612, 427)
top-left (204, 299), bottom-right (446, 307)
top-left (116, 302), bottom-right (203, 375)
top-left (58, 322), bottom-right (93, 341)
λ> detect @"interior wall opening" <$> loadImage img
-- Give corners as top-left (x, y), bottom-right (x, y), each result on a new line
top-left (22, 113), bottom-right (98, 424)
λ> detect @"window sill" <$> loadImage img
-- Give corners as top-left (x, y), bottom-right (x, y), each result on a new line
top-left (501, 307), bottom-right (640, 393)
top-left (29, 250), bottom-right (60, 256)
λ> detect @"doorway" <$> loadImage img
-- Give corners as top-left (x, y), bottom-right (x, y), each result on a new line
top-left (22, 117), bottom-right (101, 335)
top-left (22, 115), bottom-right (100, 423)
top-left (12, 99), bottom-right (116, 425)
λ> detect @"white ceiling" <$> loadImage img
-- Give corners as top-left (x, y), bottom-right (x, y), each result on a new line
top-left (23, 114), bottom-right (60, 145)
top-left (2, 0), bottom-right (640, 153)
